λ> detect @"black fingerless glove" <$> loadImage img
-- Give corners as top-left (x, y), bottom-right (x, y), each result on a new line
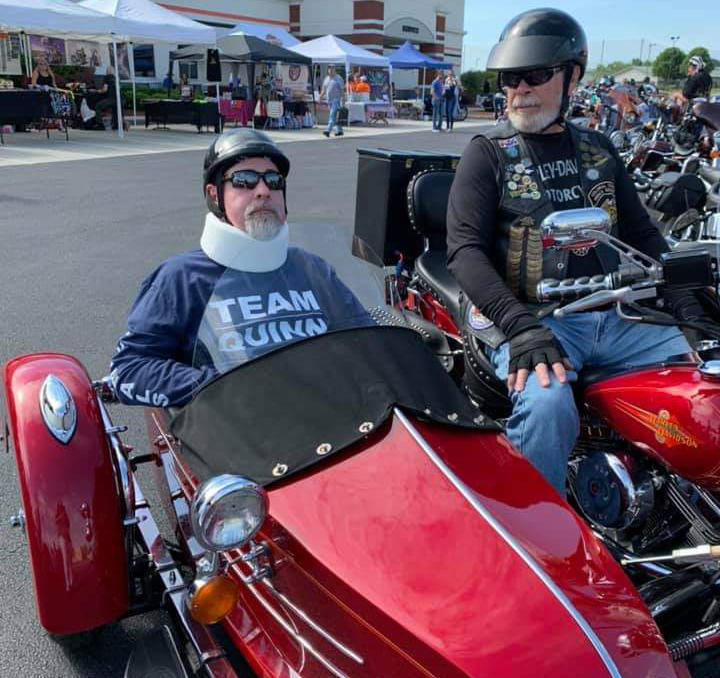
top-left (508, 326), bottom-right (565, 374)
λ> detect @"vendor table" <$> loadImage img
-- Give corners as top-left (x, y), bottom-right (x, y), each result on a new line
top-left (393, 99), bottom-right (422, 120)
top-left (283, 101), bottom-right (308, 117)
top-left (145, 99), bottom-right (221, 133)
top-left (0, 89), bottom-right (72, 143)
top-left (346, 101), bottom-right (395, 125)
top-left (218, 99), bottom-right (254, 127)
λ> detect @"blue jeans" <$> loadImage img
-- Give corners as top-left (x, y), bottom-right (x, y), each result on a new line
top-left (326, 100), bottom-right (342, 134)
top-left (488, 311), bottom-right (691, 496)
top-left (432, 98), bottom-right (444, 129)
top-left (444, 97), bottom-right (454, 129)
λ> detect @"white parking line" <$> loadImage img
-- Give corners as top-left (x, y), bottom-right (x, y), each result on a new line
top-left (0, 120), bottom-right (486, 167)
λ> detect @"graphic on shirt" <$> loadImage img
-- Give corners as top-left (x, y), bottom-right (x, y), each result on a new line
top-left (537, 157), bottom-right (583, 204)
top-left (205, 289), bottom-right (329, 357)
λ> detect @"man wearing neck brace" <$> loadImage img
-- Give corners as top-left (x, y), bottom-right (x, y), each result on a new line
top-left (110, 129), bottom-right (371, 407)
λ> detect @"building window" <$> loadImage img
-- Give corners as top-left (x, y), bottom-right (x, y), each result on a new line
top-left (133, 44), bottom-right (155, 77)
top-left (179, 61), bottom-right (198, 80)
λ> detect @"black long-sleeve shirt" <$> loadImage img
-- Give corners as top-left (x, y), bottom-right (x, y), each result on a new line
top-left (446, 128), bottom-right (671, 337)
top-left (683, 71), bottom-right (713, 100)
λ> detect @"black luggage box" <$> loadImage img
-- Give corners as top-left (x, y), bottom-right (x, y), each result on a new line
top-left (646, 172), bottom-right (706, 216)
top-left (353, 149), bottom-right (459, 265)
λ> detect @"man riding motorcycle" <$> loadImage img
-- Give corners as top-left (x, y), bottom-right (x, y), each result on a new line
top-left (446, 8), bottom-right (714, 496)
top-left (679, 55), bottom-right (713, 105)
top-left (110, 129), bottom-right (370, 407)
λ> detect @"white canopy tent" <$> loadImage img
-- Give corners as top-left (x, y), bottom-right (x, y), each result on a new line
top-left (219, 22), bottom-right (299, 49)
top-left (289, 34), bottom-right (390, 69)
top-left (0, 0), bottom-right (147, 137)
top-left (79, 0), bottom-right (217, 128)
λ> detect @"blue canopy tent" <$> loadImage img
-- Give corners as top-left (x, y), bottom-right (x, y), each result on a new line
top-left (387, 40), bottom-right (452, 99)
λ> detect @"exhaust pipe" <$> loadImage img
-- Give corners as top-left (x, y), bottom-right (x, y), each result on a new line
top-left (669, 622), bottom-right (720, 661)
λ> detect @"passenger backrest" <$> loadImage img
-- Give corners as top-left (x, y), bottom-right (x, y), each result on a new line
top-left (407, 169), bottom-right (455, 250)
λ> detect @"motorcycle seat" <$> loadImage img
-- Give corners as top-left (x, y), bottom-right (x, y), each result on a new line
top-left (415, 249), bottom-right (463, 327)
top-left (699, 164), bottom-right (720, 187)
top-left (693, 102), bottom-right (720, 131)
top-left (368, 304), bottom-right (454, 371)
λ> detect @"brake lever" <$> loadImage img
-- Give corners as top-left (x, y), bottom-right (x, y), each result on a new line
top-left (553, 286), bottom-right (657, 318)
top-left (553, 289), bottom-right (629, 318)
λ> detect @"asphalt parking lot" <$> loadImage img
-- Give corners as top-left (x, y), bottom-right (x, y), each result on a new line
top-left (0, 121), bottom-right (489, 677)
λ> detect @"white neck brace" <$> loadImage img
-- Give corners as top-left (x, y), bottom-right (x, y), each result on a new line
top-left (200, 212), bottom-right (289, 272)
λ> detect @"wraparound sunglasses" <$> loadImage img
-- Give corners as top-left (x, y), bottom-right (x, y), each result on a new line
top-left (499, 65), bottom-right (565, 89)
top-left (223, 170), bottom-right (286, 191)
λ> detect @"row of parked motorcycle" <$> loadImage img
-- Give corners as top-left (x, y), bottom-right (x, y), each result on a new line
top-left (570, 80), bottom-right (720, 251)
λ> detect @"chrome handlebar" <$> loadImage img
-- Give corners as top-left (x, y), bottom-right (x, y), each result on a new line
top-left (537, 274), bottom-right (614, 303)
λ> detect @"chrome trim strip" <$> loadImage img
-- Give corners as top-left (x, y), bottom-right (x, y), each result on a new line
top-left (229, 561), bottom-right (350, 678)
top-left (133, 478), bottom-right (239, 678)
top-left (261, 579), bottom-right (364, 664)
top-left (393, 408), bottom-right (621, 678)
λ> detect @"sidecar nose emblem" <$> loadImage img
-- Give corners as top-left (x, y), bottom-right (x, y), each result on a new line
top-left (39, 375), bottom-right (77, 444)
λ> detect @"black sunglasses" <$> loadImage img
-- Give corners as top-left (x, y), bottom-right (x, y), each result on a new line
top-left (222, 169), bottom-right (285, 191)
top-left (499, 65), bottom-right (564, 89)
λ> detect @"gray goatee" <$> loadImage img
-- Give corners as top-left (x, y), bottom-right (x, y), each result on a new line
top-left (244, 204), bottom-right (283, 241)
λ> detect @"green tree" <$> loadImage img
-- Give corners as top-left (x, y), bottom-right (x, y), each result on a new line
top-left (460, 70), bottom-right (497, 100)
top-left (653, 47), bottom-right (686, 81)
top-left (681, 46), bottom-right (712, 72)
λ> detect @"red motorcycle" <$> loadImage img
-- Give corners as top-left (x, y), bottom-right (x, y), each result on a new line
top-left (1, 225), bottom-right (710, 677)
top-left (382, 169), bottom-right (720, 673)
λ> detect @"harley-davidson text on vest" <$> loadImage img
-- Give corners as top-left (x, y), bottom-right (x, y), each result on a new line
top-left (483, 122), bottom-right (621, 304)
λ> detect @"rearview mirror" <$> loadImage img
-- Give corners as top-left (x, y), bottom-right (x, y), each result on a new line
top-left (540, 208), bottom-right (611, 249)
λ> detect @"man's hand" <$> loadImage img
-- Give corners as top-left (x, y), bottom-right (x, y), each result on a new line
top-left (507, 326), bottom-right (572, 393)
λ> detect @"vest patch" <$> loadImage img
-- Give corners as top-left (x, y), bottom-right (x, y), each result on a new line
top-left (587, 180), bottom-right (618, 224)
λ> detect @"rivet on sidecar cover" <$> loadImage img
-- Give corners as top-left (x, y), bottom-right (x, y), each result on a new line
top-left (359, 422), bottom-right (374, 434)
top-left (39, 374), bottom-right (77, 445)
top-left (272, 463), bottom-right (289, 477)
top-left (316, 443), bottom-right (332, 455)
top-left (448, 413), bottom-right (458, 422)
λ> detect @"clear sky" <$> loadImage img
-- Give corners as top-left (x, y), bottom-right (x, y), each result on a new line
top-left (462, 0), bottom-right (720, 72)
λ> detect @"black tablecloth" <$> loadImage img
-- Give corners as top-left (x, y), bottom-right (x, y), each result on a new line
top-left (0, 90), bottom-right (53, 125)
top-left (284, 101), bottom-right (308, 116)
top-left (145, 100), bottom-right (220, 132)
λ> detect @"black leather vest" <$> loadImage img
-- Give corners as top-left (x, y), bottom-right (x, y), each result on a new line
top-left (481, 121), bottom-right (621, 305)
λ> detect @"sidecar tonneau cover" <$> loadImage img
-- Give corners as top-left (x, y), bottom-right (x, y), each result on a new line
top-left (170, 326), bottom-right (498, 485)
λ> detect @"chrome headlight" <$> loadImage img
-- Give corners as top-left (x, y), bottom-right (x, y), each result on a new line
top-left (190, 475), bottom-right (268, 552)
top-left (609, 130), bottom-right (626, 149)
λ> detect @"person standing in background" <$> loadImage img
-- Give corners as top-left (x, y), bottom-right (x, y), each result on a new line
top-left (444, 71), bottom-right (458, 132)
top-left (320, 65), bottom-right (344, 138)
top-left (431, 72), bottom-right (444, 132)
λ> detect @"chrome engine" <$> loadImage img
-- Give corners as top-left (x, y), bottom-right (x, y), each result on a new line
top-left (569, 451), bottom-right (655, 531)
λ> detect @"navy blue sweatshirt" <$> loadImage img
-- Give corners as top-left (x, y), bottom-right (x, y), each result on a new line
top-left (110, 246), bottom-right (371, 406)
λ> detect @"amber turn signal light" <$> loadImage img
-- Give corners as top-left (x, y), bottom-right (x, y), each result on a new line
top-left (186, 575), bottom-right (240, 625)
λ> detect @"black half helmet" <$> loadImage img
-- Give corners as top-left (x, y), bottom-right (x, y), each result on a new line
top-left (203, 128), bottom-right (290, 219)
top-left (487, 8), bottom-right (588, 78)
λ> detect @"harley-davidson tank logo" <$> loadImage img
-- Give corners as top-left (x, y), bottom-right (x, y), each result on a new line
top-left (615, 400), bottom-right (698, 449)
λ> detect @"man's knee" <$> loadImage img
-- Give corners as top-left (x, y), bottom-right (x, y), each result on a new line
top-left (514, 379), bottom-right (579, 429)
